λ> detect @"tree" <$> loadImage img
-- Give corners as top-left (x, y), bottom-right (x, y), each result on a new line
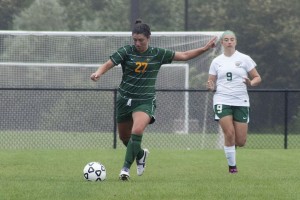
top-left (139, 0), bottom-right (185, 31)
top-left (187, 0), bottom-right (300, 89)
top-left (0, 0), bottom-right (33, 29)
top-left (58, 0), bottom-right (110, 31)
top-left (13, 0), bottom-right (67, 31)
top-left (80, 0), bottom-right (130, 31)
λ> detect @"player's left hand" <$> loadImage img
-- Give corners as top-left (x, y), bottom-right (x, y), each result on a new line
top-left (205, 36), bottom-right (217, 50)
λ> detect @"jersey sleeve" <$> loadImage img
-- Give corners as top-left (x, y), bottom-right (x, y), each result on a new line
top-left (110, 46), bottom-right (128, 65)
top-left (159, 48), bottom-right (175, 64)
top-left (208, 59), bottom-right (217, 75)
top-left (244, 55), bottom-right (257, 72)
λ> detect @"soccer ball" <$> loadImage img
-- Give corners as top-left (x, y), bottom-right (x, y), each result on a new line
top-left (83, 162), bottom-right (106, 181)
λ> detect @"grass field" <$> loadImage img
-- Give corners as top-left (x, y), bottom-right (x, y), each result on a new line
top-left (0, 149), bottom-right (300, 200)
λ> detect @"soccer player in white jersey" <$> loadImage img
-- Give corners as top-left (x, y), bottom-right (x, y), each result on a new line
top-left (206, 30), bottom-right (261, 173)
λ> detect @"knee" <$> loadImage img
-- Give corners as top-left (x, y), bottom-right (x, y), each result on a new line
top-left (131, 127), bottom-right (145, 135)
top-left (224, 129), bottom-right (235, 140)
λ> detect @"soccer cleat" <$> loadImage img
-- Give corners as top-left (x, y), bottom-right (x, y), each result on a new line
top-left (229, 166), bottom-right (238, 174)
top-left (136, 149), bottom-right (149, 176)
top-left (119, 167), bottom-right (130, 181)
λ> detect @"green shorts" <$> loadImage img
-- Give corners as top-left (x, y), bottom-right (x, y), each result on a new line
top-left (213, 104), bottom-right (249, 123)
top-left (116, 95), bottom-right (156, 124)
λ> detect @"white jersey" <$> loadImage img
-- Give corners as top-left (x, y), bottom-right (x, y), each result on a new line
top-left (209, 50), bottom-right (256, 107)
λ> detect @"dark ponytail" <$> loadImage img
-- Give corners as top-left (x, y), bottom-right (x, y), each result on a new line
top-left (132, 19), bottom-right (151, 38)
top-left (135, 19), bottom-right (143, 24)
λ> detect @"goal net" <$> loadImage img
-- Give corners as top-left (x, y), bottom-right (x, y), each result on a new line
top-left (0, 31), bottom-right (222, 89)
top-left (0, 31), bottom-right (223, 149)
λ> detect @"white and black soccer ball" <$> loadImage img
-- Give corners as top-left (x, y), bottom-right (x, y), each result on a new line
top-left (83, 162), bottom-right (106, 181)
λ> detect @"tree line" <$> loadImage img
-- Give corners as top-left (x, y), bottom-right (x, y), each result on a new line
top-left (1, 0), bottom-right (299, 89)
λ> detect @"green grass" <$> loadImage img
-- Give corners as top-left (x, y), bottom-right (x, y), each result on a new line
top-left (1, 149), bottom-right (300, 200)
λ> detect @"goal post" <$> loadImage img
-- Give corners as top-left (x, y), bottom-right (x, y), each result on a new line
top-left (160, 63), bottom-right (189, 134)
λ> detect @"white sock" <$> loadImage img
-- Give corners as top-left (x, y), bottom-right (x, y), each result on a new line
top-left (224, 145), bottom-right (236, 166)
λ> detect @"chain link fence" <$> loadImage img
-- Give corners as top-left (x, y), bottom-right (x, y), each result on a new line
top-left (0, 31), bottom-right (299, 150)
top-left (1, 88), bottom-right (299, 150)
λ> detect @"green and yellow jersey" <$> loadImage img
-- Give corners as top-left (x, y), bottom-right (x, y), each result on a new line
top-left (110, 45), bottom-right (175, 100)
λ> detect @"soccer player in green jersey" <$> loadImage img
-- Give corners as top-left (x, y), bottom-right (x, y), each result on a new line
top-left (207, 30), bottom-right (261, 174)
top-left (91, 19), bottom-right (216, 181)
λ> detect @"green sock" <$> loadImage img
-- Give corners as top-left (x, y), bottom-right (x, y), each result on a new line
top-left (136, 149), bottom-right (144, 160)
top-left (123, 134), bottom-right (143, 169)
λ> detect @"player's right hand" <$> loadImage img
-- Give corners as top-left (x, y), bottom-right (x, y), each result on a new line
top-left (206, 80), bottom-right (215, 91)
top-left (90, 73), bottom-right (100, 81)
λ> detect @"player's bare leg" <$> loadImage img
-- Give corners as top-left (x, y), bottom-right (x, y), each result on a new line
top-left (219, 116), bottom-right (238, 173)
top-left (119, 112), bottom-right (150, 180)
top-left (118, 120), bottom-right (133, 147)
top-left (234, 121), bottom-right (248, 147)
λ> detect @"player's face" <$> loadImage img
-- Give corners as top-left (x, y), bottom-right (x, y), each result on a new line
top-left (132, 33), bottom-right (149, 53)
top-left (221, 35), bottom-right (237, 49)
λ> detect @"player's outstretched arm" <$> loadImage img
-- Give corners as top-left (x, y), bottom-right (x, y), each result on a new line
top-left (90, 59), bottom-right (114, 82)
top-left (173, 36), bottom-right (217, 61)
